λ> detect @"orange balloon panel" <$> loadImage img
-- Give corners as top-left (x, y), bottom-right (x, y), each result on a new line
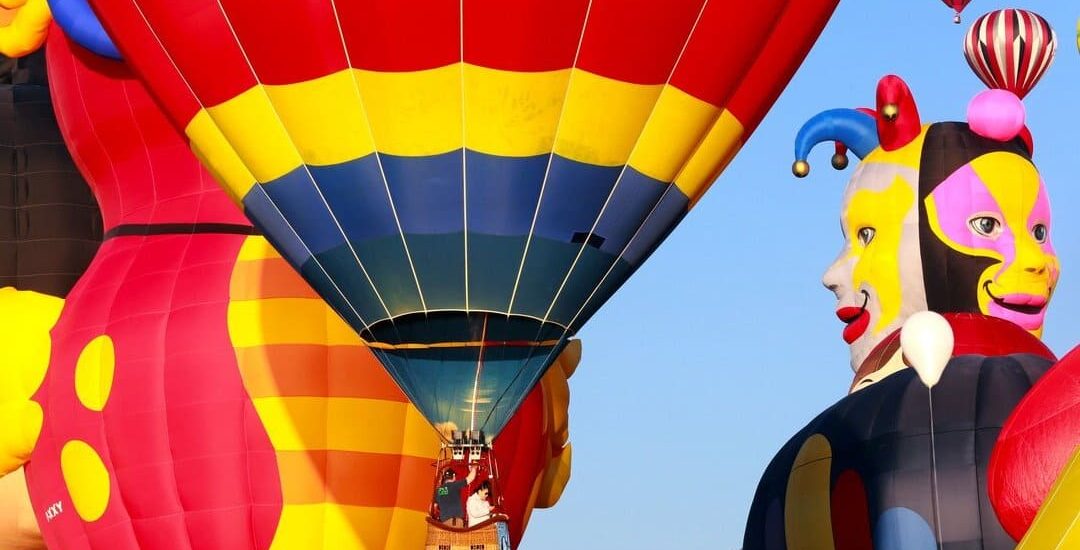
top-left (0, 469), bottom-right (45, 550)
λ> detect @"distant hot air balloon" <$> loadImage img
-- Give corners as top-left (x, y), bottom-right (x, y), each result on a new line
top-left (942, 0), bottom-right (972, 24)
top-left (963, 9), bottom-right (1057, 99)
top-left (80, 0), bottom-right (840, 542)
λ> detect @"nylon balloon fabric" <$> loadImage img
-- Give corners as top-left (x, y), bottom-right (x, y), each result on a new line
top-left (989, 344), bottom-right (1080, 543)
top-left (81, 0), bottom-right (839, 439)
top-left (743, 315), bottom-right (1055, 550)
top-left (963, 9), bottom-right (1057, 99)
top-left (21, 26), bottom-right (573, 550)
top-left (0, 49), bottom-right (100, 297)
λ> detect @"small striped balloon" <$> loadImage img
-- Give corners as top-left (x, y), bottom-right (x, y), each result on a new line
top-left (963, 8), bottom-right (1057, 99)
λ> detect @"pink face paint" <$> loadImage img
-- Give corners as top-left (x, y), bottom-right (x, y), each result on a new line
top-left (1029, 180), bottom-right (1055, 258)
top-left (929, 163), bottom-right (1054, 330)
top-left (930, 164), bottom-right (1015, 263)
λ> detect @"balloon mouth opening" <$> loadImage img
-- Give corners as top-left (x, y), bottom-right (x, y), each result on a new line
top-left (363, 312), bottom-right (571, 440)
top-left (360, 311), bottom-right (568, 348)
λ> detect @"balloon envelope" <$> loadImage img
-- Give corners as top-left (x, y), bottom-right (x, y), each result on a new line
top-left (745, 342), bottom-right (1053, 549)
top-left (39, 28), bottom-right (571, 548)
top-left (84, 0), bottom-right (839, 437)
top-left (941, 0), bottom-right (972, 21)
top-left (963, 9), bottom-right (1057, 99)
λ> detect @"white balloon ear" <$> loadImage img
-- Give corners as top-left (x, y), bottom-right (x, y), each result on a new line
top-left (900, 312), bottom-right (955, 388)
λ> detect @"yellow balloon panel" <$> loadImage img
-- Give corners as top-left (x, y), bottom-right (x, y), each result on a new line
top-left (784, 434), bottom-right (835, 550)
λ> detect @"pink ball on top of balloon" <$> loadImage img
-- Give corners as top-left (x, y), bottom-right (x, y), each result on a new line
top-left (967, 89), bottom-right (1025, 142)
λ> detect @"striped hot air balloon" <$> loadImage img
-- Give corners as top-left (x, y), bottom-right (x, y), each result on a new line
top-left (78, 0), bottom-right (839, 450)
top-left (4, 26), bottom-right (574, 550)
top-left (963, 8), bottom-right (1057, 99)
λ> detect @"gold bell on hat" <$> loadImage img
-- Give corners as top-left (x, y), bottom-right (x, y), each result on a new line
top-left (792, 159), bottom-right (810, 178)
top-left (881, 103), bottom-right (899, 121)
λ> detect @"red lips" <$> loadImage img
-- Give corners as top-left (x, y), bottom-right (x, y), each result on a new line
top-left (837, 306), bottom-right (871, 344)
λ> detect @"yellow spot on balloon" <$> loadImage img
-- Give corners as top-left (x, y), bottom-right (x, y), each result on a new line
top-left (0, 288), bottom-right (61, 475)
top-left (60, 440), bottom-right (110, 522)
top-left (784, 434), bottom-right (835, 550)
top-left (75, 335), bottom-right (115, 411)
top-left (0, 287), bottom-right (62, 402)
top-left (0, 400), bottom-right (42, 476)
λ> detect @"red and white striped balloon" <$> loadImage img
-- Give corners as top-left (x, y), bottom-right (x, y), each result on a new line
top-left (964, 8), bottom-right (1057, 99)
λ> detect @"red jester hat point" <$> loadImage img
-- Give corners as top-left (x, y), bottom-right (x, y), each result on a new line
top-left (875, 75), bottom-right (921, 151)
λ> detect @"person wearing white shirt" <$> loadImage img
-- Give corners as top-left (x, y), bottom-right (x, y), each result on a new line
top-left (467, 480), bottom-right (494, 526)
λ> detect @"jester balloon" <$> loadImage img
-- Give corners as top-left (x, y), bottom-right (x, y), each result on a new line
top-left (81, 0), bottom-right (840, 438)
top-left (795, 76), bottom-right (1057, 386)
top-left (744, 75), bottom-right (1059, 549)
top-left (964, 9), bottom-right (1057, 100)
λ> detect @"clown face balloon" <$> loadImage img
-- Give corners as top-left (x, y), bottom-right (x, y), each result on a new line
top-left (796, 76), bottom-right (1058, 377)
top-left (821, 131), bottom-right (928, 372)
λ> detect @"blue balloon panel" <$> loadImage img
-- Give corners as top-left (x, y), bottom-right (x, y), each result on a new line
top-left (368, 313), bottom-right (568, 438)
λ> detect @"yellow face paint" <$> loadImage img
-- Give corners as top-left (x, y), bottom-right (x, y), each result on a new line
top-left (825, 158), bottom-right (925, 373)
top-left (845, 175), bottom-right (916, 334)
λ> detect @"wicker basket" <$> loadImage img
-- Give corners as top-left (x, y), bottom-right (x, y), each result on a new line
top-left (425, 518), bottom-right (510, 550)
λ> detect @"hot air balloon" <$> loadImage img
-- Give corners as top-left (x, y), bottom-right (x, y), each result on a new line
top-left (80, 0), bottom-right (840, 542)
top-left (963, 9), bottom-right (1057, 99)
top-left (989, 344), bottom-right (1080, 545)
top-left (0, 21), bottom-right (576, 550)
top-left (745, 75), bottom-right (1060, 548)
top-left (942, 0), bottom-right (972, 24)
top-left (793, 75), bottom-right (1057, 387)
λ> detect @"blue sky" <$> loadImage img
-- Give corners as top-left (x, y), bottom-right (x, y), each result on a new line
top-left (522, 2), bottom-right (1080, 548)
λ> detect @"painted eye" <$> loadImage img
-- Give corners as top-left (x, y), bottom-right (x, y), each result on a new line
top-left (857, 227), bottom-right (875, 246)
top-left (1032, 224), bottom-right (1048, 243)
top-left (968, 216), bottom-right (1002, 238)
